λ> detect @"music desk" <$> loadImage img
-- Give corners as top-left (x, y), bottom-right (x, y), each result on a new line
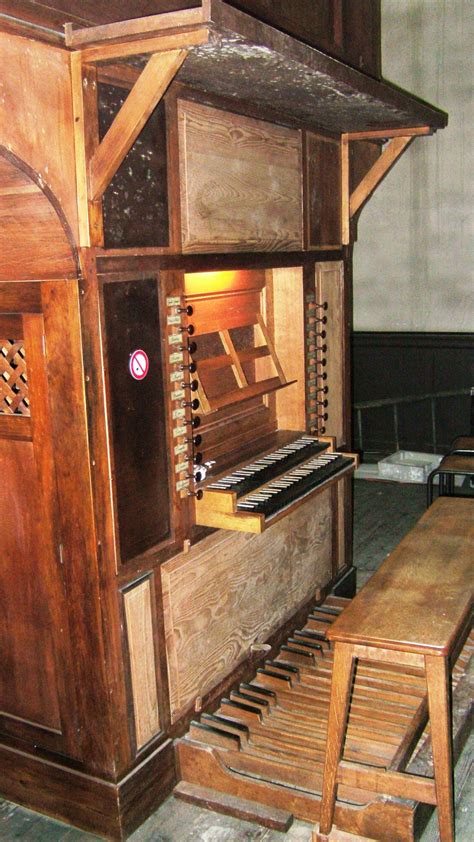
top-left (315, 497), bottom-right (473, 842)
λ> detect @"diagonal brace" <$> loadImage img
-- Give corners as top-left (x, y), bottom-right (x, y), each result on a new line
top-left (89, 49), bottom-right (187, 202)
top-left (349, 135), bottom-right (414, 217)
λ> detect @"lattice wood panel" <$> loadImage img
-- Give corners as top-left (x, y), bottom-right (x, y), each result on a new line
top-left (0, 340), bottom-right (29, 415)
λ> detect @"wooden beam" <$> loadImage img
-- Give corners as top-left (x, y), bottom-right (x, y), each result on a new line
top-left (70, 54), bottom-right (103, 247)
top-left (97, 63), bottom-right (141, 89)
top-left (346, 126), bottom-right (431, 141)
top-left (65, 7), bottom-right (209, 48)
top-left (340, 134), bottom-right (350, 245)
top-left (349, 135), bottom-right (414, 218)
top-left (337, 760), bottom-right (437, 805)
top-left (89, 49), bottom-right (187, 203)
top-left (78, 28), bottom-right (208, 64)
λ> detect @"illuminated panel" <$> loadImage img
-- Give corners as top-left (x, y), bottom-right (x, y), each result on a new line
top-left (184, 270), bottom-right (264, 297)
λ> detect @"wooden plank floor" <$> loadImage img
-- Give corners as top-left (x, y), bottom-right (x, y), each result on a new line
top-left (0, 480), bottom-right (471, 841)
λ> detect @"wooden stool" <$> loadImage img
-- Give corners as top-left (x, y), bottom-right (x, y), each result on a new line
top-left (316, 497), bottom-right (473, 842)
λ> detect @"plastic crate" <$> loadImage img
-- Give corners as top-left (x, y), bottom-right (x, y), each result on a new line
top-left (378, 450), bottom-right (443, 484)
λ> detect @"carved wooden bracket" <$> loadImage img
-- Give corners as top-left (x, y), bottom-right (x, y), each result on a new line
top-left (341, 126), bottom-right (431, 244)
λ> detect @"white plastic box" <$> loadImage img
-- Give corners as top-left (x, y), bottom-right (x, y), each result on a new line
top-left (377, 450), bottom-right (443, 484)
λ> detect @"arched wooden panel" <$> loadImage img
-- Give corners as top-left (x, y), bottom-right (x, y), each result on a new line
top-left (0, 153), bottom-right (77, 281)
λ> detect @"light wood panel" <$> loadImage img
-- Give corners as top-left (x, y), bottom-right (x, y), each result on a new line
top-left (316, 261), bottom-right (345, 446)
top-left (123, 577), bottom-right (161, 750)
top-left (162, 489), bottom-right (333, 721)
top-left (270, 267), bottom-right (306, 431)
top-left (0, 33), bottom-right (79, 242)
top-left (178, 100), bottom-right (303, 253)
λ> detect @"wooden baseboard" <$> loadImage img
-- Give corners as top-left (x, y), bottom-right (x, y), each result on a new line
top-left (0, 738), bottom-right (175, 841)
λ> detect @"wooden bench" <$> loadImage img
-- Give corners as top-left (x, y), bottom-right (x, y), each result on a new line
top-left (315, 496), bottom-right (473, 842)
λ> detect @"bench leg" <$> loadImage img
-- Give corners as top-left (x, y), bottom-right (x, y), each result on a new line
top-left (318, 642), bottom-right (355, 836)
top-left (425, 654), bottom-right (455, 842)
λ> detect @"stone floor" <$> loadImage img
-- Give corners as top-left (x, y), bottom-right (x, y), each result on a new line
top-left (0, 480), bottom-right (472, 841)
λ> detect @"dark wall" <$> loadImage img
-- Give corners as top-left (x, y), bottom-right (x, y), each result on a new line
top-left (352, 333), bottom-right (474, 456)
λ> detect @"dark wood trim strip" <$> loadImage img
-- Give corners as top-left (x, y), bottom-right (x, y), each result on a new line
top-left (96, 250), bottom-right (345, 275)
top-left (352, 331), bottom-right (474, 351)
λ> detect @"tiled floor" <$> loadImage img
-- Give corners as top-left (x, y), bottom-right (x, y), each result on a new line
top-left (0, 480), bottom-right (471, 841)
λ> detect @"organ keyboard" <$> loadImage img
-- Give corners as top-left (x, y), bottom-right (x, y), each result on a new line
top-left (194, 434), bottom-right (357, 533)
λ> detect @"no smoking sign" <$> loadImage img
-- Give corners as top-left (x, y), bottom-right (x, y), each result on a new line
top-left (129, 349), bottom-right (150, 381)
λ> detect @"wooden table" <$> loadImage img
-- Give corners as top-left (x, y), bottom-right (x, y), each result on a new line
top-left (316, 497), bottom-right (473, 842)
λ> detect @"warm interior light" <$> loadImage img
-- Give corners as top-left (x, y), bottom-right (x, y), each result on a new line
top-left (184, 269), bottom-right (266, 298)
top-left (184, 271), bottom-right (241, 295)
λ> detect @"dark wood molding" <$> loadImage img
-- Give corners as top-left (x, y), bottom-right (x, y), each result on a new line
top-left (0, 738), bottom-right (175, 841)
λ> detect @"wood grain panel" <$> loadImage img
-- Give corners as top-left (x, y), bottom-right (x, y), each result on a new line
top-left (270, 267), bottom-right (306, 431)
top-left (162, 489), bottom-right (333, 720)
top-left (0, 157), bottom-right (76, 281)
top-left (178, 100), bottom-right (303, 253)
top-left (0, 34), bottom-right (79, 241)
top-left (0, 313), bottom-right (68, 738)
top-left (123, 578), bottom-right (161, 750)
top-left (316, 261), bottom-right (345, 446)
top-left (0, 440), bottom-right (62, 729)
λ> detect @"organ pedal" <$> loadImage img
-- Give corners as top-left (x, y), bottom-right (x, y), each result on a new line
top-left (175, 597), bottom-right (474, 841)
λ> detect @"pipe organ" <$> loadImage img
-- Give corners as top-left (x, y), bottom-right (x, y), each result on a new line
top-left (0, 2), bottom-right (447, 839)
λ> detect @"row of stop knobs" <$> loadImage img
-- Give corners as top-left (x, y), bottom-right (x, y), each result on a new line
top-left (307, 299), bottom-right (329, 433)
top-left (176, 304), bottom-right (204, 497)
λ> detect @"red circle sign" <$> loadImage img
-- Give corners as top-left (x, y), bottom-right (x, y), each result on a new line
top-left (129, 349), bottom-right (149, 381)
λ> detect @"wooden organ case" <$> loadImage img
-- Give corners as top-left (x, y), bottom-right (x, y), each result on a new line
top-left (0, 2), bottom-right (447, 839)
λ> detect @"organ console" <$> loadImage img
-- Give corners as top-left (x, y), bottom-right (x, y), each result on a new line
top-left (0, 2), bottom-right (448, 839)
